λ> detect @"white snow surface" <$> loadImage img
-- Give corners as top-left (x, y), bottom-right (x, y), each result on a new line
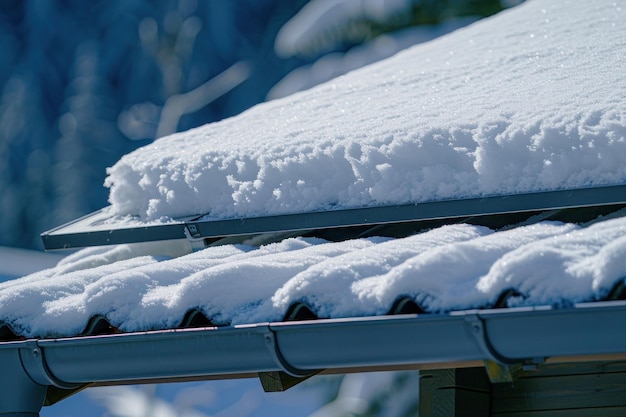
top-left (2, 216), bottom-right (626, 337)
top-left (105, 0), bottom-right (625, 222)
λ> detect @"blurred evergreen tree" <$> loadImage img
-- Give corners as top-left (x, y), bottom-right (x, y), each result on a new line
top-left (0, 0), bottom-right (307, 249)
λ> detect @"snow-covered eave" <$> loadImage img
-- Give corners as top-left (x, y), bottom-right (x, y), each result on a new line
top-left (41, 183), bottom-right (626, 251)
top-left (3, 300), bottom-right (626, 414)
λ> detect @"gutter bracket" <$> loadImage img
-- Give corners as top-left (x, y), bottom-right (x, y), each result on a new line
top-left (466, 315), bottom-right (518, 365)
top-left (465, 315), bottom-right (525, 384)
top-left (257, 326), bottom-right (321, 392)
top-left (260, 327), bottom-right (316, 378)
top-left (19, 342), bottom-right (82, 390)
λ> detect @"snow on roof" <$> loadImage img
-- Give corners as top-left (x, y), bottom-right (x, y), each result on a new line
top-left (2, 0), bottom-right (626, 340)
top-left (1, 215), bottom-right (626, 338)
top-left (105, 0), bottom-right (625, 223)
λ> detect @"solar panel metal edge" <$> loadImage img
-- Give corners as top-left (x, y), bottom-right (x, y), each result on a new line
top-left (41, 210), bottom-right (189, 250)
top-left (41, 184), bottom-right (626, 250)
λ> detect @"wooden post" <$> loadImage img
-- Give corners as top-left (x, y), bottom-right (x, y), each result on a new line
top-left (419, 367), bottom-right (490, 417)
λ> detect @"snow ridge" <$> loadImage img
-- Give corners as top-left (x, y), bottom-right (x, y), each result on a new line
top-left (2, 216), bottom-right (626, 338)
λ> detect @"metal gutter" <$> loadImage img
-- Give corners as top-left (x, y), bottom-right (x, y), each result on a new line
top-left (41, 184), bottom-right (626, 250)
top-left (3, 301), bottom-right (626, 414)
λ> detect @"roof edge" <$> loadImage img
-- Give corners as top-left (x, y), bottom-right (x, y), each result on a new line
top-left (5, 300), bottom-right (625, 387)
top-left (1, 301), bottom-right (625, 412)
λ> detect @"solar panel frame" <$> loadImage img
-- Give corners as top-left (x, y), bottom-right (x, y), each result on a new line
top-left (41, 184), bottom-right (626, 250)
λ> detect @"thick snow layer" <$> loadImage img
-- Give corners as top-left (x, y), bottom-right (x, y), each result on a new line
top-left (105, 0), bottom-right (625, 222)
top-left (1, 216), bottom-right (625, 338)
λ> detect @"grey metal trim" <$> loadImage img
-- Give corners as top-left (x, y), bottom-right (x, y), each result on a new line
top-left (2, 301), bottom-right (626, 414)
top-left (41, 184), bottom-right (626, 250)
top-left (41, 213), bottom-right (188, 250)
top-left (0, 344), bottom-right (47, 415)
top-left (17, 301), bottom-right (626, 384)
top-left (260, 327), bottom-right (319, 378)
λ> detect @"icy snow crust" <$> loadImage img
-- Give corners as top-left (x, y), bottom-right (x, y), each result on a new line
top-left (106, 0), bottom-right (626, 222)
top-left (2, 217), bottom-right (626, 338)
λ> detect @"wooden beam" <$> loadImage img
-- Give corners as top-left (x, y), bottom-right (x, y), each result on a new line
top-left (492, 361), bottom-right (626, 416)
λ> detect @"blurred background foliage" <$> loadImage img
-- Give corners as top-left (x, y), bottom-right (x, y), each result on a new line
top-left (0, 0), bottom-right (517, 250)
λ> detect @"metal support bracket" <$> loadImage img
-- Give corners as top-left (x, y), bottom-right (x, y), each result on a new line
top-left (183, 224), bottom-right (211, 251)
top-left (465, 315), bottom-right (533, 383)
top-left (483, 359), bottom-right (522, 384)
top-left (19, 342), bottom-right (81, 390)
top-left (465, 315), bottom-right (520, 365)
top-left (260, 327), bottom-right (316, 378)
top-left (185, 224), bottom-right (202, 239)
top-left (257, 327), bottom-right (321, 392)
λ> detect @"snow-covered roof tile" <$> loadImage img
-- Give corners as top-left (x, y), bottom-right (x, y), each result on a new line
top-left (2, 210), bottom-right (626, 340)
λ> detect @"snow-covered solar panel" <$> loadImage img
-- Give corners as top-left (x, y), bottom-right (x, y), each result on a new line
top-left (41, 184), bottom-right (626, 250)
